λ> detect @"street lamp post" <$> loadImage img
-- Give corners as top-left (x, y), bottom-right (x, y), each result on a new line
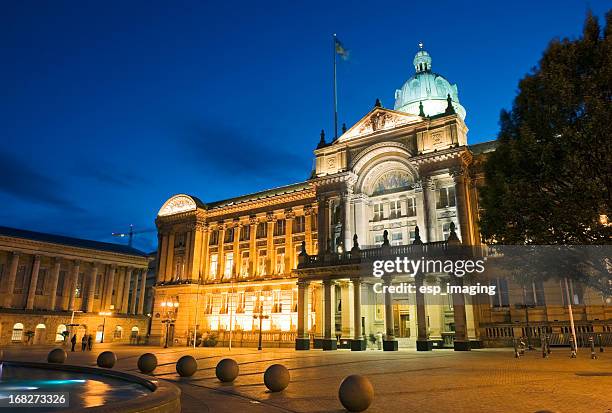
top-left (161, 298), bottom-right (179, 348)
top-left (99, 311), bottom-right (112, 343)
top-left (252, 294), bottom-right (270, 351)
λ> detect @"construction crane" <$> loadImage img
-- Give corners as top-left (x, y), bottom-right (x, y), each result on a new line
top-left (112, 224), bottom-right (156, 247)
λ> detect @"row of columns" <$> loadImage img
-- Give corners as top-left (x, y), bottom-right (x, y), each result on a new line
top-left (2, 252), bottom-right (147, 315)
top-left (157, 208), bottom-right (318, 284)
top-left (295, 275), bottom-right (470, 352)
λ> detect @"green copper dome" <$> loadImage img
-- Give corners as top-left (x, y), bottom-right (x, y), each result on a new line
top-left (394, 45), bottom-right (466, 120)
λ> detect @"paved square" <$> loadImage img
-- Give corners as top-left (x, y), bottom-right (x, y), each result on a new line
top-left (4, 344), bottom-right (612, 412)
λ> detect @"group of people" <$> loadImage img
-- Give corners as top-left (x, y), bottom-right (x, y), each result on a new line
top-left (70, 333), bottom-right (94, 352)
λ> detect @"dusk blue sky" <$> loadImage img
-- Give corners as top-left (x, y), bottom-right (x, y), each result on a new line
top-left (1, 1), bottom-right (608, 252)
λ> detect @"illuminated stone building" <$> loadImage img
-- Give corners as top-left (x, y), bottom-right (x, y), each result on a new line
top-left (152, 46), bottom-right (610, 350)
top-left (0, 226), bottom-right (151, 346)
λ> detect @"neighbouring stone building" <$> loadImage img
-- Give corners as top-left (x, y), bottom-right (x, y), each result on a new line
top-left (0, 226), bottom-right (152, 346)
top-left (151, 45), bottom-right (611, 350)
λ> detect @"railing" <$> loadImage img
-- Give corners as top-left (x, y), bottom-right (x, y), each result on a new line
top-left (298, 242), bottom-right (485, 269)
top-left (214, 330), bottom-right (297, 347)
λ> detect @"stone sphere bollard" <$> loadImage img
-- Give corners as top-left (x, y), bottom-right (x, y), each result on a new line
top-left (338, 375), bottom-right (374, 412)
top-left (264, 364), bottom-right (290, 392)
top-left (176, 355), bottom-right (198, 377)
top-left (96, 351), bottom-right (117, 368)
top-left (215, 358), bottom-right (239, 383)
top-left (47, 348), bottom-right (67, 364)
top-left (137, 353), bottom-right (158, 374)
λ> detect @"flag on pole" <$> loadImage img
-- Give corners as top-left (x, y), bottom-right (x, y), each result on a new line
top-left (335, 37), bottom-right (349, 60)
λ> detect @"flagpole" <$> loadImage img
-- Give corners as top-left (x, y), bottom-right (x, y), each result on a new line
top-left (333, 33), bottom-right (338, 140)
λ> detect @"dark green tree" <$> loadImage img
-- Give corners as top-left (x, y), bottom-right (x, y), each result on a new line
top-left (480, 11), bottom-right (612, 245)
top-left (479, 12), bottom-right (612, 295)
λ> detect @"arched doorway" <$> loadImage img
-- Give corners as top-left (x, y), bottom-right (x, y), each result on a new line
top-left (131, 326), bottom-right (139, 344)
top-left (56, 324), bottom-right (67, 342)
top-left (34, 323), bottom-right (46, 344)
top-left (114, 325), bottom-right (123, 340)
top-left (12, 323), bottom-right (24, 342)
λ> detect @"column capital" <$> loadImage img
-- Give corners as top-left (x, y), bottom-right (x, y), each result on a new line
top-left (297, 279), bottom-right (310, 288)
top-left (266, 212), bottom-right (276, 222)
top-left (284, 208), bottom-right (295, 220)
top-left (249, 215), bottom-right (258, 226)
top-left (303, 204), bottom-right (313, 216)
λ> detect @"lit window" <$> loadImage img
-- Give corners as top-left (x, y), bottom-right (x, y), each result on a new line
top-left (240, 225), bottom-right (250, 241)
top-left (204, 295), bottom-right (213, 314)
top-left (436, 186), bottom-right (456, 209)
top-left (209, 254), bottom-right (218, 279)
top-left (442, 222), bottom-right (455, 240)
top-left (236, 292), bottom-right (245, 313)
top-left (209, 230), bottom-right (219, 245)
top-left (391, 232), bottom-right (403, 245)
top-left (220, 293), bottom-right (229, 314)
top-left (12, 323), bottom-right (24, 342)
top-left (275, 248), bottom-right (285, 274)
top-left (374, 233), bottom-right (384, 244)
top-left (224, 253), bottom-right (234, 278)
top-left (256, 222), bottom-right (267, 238)
top-left (274, 220), bottom-right (286, 236)
top-left (389, 200), bottom-right (401, 219)
top-left (373, 203), bottom-right (384, 221)
top-left (272, 290), bottom-right (282, 313)
top-left (257, 250), bottom-right (267, 276)
top-left (75, 272), bottom-right (84, 298)
top-left (406, 197), bottom-right (417, 217)
top-left (224, 227), bottom-right (234, 243)
top-left (240, 251), bottom-right (249, 277)
top-left (293, 216), bottom-right (306, 233)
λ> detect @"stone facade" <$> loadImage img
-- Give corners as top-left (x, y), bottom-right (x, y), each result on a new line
top-left (151, 47), bottom-right (610, 350)
top-left (0, 226), bottom-right (151, 346)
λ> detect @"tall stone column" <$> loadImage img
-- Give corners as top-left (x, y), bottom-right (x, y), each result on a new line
top-left (190, 222), bottom-right (204, 280)
top-left (165, 232), bottom-right (175, 281)
top-left (157, 233), bottom-right (168, 282)
top-left (122, 268), bottom-right (132, 313)
top-left (322, 279), bottom-right (337, 350)
top-left (317, 197), bottom-right (328, 256)
top-left (25, 255), bottom-right (41, 310)
top-left (67, 261), bottom-right (81, 311)
top-left (452, 169), bottom-right (472, 245)
top-left (351, 278), bottom-right (366, 351)
top-left (451, 275), bottom-right (471, 351)
top-left (284, 209), bottom-right (294, 272)
top-left (183, 230), bottom-right (192, 280)
top-left (103, 265), bottom-right (116, 311)
top-left (130, 270), bottom-right (139, 314)
top-left (422, 177), bottom-right (438, 242)
top-left (415, 272), bottom-right (433, 350)
top-left (4, 252), bottom-right (20, 308)
top-left (85, 264), bottom-right (98, 313)
top-left (138, 268), bottom-right (147, 314)
top-left (266, 214), bottom-right (275, 275)
top-left (115, 269), bottom-right (126, 312)
top-left (218, 224), bottom-right (226, 279)
top-left (342, 193), bottom-right (352, 249)
top-left (295, 280), bottom-right (310, 350)
top-left (248, 217), bottom-right (257, 277)
top-left (382, 276), bottom-right (398, 351)
top-left (232, 222), bottom-right (240, 277)
top-left (48, 260), bottom-right (61, 310)
top-left (200, 224), bottom-right (210, 280)
top-left (304, 205), bottom-right (314, 254)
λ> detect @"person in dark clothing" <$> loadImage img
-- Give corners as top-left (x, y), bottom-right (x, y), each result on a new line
top-left (81, 335), bottom-right (87, 351)
top-left (87, 334), bottom-right (93, 351)
top-left (70, 334), bottom-right (77, 352)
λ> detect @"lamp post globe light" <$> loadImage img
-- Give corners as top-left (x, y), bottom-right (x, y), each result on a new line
top-left (98, 311), bottom-right (112, 343)
top-left (161, 297), bottom-right (179, 348)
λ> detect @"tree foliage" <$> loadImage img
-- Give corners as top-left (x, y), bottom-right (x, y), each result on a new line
top-left (480, 11), bottom-right (612, 246)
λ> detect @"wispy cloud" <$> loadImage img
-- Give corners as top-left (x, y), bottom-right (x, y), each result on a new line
top-left (180, 121), bottom-right (312, 179)
top-left (0, 150), bottom-right (84, 212)
top-left (73, 160), bottom-right (147, 188)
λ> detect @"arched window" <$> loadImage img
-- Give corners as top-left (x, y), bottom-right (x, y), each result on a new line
top-left (114, 325), bottom-right (123, 339)
top-left (12, 323), bottom-right (24, 342)
top-left (36, 323), bottom-right (46, 329)
top-left (131, 326), bottom-right (139, 339)
top-left (56, 324), bottom-right (67, 342)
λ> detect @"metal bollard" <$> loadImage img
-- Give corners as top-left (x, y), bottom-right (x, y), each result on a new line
top-left (598, 334), bottom-right (604, 353)
top-left (513, 338), bottom-right (520, 358)
top-left (569, 335), bottom-right (577, 358)
top-left (590, 337), bottom-right (597, 360)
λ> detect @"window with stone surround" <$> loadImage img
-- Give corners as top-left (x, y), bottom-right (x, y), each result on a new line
top-left (13, 265), bottom-right (26, 293)
top-left (256, 222), bottom-right (267, 239)
top-left (406, 197), bottom-right (417, 217)
top-left (293, 216), bottom-right (306, 233)
top-left (75, 272), bottom-right (84, 298)
top-left (274, 220), bottom-right (286, 236)
top-left (373, 203), bottom-right (384, 221)
top-left (257, 250), bottom-right (267, 275)
top-left (275, 247), bottom-right (285, 274)
top-left (224, 227), bottom-right (234, 243)
top-left (436, 186), bottom-right (456, 209)
top-left (209, 254), bottom-right (218, 279)
top-left (224, 253), bottom-right (234, 278)
top-left (240, 251), bottom-right (249, 277)
top-left (236, 292), bottom-right (245, 313)
top-left (209, 230), bottom-right (219, 245)
top-left (95, 272), bottom-right (102, 298)
top-left (240, 225), bottom-right (250, 241)
top-left (389, 200), bottom-right (401, 219)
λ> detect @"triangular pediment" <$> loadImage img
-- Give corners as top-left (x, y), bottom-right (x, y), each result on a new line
top-left (337, 107), bottom-right (423, 142)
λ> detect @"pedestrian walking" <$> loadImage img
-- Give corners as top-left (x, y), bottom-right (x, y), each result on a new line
top-left (87, 334), bottom-right (93, 351)
top-left (70, 334), bottom-right (77, 352)
top-left (81, 335), bottom-right (87, 351)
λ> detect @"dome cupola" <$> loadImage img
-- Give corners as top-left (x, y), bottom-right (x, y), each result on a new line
top-left (394, 43), bottom-right (466, 120)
